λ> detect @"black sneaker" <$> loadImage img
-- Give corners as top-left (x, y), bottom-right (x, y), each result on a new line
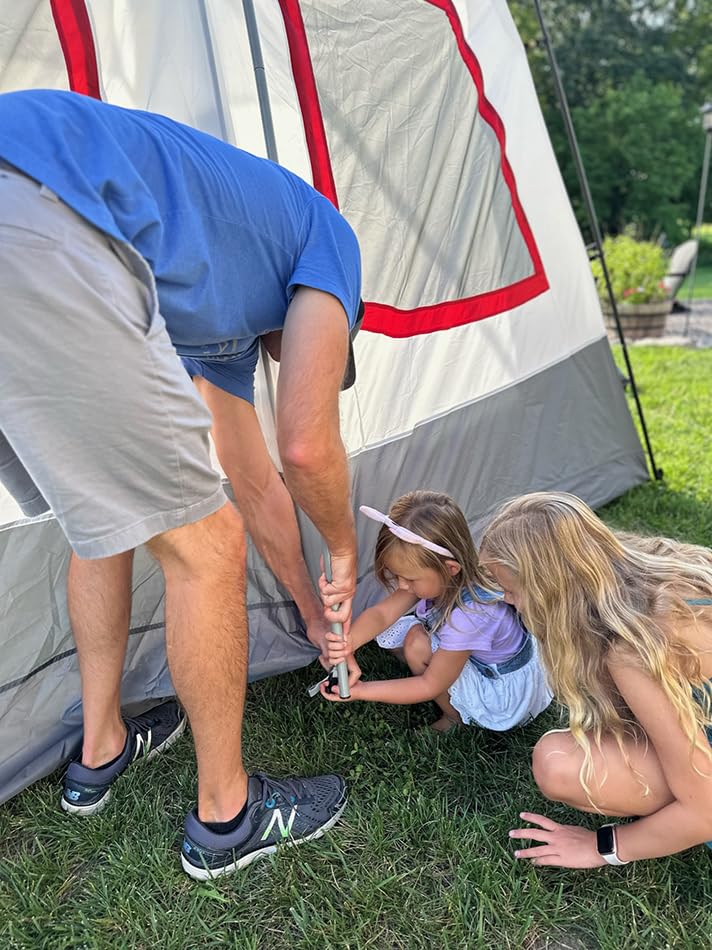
top-left (181, 772), bottom-right (347, 880)
top-left (61, 700), bottom-right (186, 816)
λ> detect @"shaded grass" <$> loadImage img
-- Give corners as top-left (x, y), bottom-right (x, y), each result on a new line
top-left (1, 346), bottom-right (712, 949)
top-left (604, 346), bottom-right (712, 546)
top-left (678, 264), bottom-right (712, 301)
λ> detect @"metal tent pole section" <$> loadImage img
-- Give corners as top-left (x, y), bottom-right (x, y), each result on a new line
top-left (531, 0), bottom-right (662, 481)
top-left (684, 118), bottom-right (712, 334)
top-left (241, 0), bottom-right (280, 413)
top-left (242, 0), bottom-right (280, 163)
top-left (241, 1), bottom-right (348, 686)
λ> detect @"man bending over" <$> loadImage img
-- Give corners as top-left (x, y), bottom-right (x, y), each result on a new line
top-left (0, 89), bottom-right (359, 880)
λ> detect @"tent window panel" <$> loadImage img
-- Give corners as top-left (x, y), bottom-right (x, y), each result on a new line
top-left (298, 0), bottom-right (535, 311)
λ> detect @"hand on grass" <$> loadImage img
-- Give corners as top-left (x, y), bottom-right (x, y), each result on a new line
top-left (509, 813), bottom-right (607, 868)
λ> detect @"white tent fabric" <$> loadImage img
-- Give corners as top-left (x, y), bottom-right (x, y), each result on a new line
top-left (0, 0), bottom-right (648, 803)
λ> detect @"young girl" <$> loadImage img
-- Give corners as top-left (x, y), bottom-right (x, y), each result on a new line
top-left (320, 491), bottom-right (552, 733)
top-left (479, 491), bottom-right (712, 869)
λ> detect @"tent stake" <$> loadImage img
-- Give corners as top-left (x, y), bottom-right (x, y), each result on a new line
top-left (531, 0), bottom-right (663, 481)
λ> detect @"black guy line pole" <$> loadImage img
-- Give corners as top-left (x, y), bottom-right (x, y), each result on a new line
top-left (531, 0), bottom-right (663, 480)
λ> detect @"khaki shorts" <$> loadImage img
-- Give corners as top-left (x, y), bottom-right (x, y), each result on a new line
top-left (0, 166), bottom-right (226, 558)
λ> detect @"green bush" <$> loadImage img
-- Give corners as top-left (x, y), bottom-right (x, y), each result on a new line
top-left (591, 233), bottom-right (668, 304)
top-left (692, 223), bottom-right (712, 267)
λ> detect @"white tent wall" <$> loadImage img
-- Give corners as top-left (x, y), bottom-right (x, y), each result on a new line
top-left (0, 0), bottom-right (647, 803)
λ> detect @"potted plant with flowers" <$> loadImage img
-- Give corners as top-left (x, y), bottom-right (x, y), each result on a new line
top-left (591, 233), bottom-right (672, 340)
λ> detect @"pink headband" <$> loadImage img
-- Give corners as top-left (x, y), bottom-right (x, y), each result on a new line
top-left (359, 505), bottom-right (455, 558)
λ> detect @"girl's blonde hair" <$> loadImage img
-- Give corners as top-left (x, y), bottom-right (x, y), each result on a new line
top-left (480, 491), bottom-right (712, 793)
top-left (374, 490), bottom-right (496, 632)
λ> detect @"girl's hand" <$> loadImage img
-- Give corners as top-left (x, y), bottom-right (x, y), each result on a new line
top-left (344, 654), bottom-right (362, 688)
top-left (509, 813), bottom-right (607, 868)
top-left (320, 677), bottom-right (366, 703)
top-left (317, 653), bottom-right (362, 685)
top-left (324, 629), bottom-right (352, 666)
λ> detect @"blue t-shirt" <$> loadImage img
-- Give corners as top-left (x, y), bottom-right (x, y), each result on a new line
top-left (0, 89), bottom-right (361, 349)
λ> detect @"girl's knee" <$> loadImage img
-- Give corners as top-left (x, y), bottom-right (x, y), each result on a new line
top-left (531, 730), bottom-right (580, 803)
top-left (403, 623), bottom-right (430, 669)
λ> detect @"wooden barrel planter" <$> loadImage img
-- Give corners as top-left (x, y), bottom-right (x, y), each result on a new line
top-left (602, 299), bottom-right (672, 341)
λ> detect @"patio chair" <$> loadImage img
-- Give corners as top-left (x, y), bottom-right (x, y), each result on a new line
top-left (662, 239), bottom-right (698, 311)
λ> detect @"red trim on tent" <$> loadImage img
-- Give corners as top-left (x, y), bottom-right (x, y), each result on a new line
top-left (365, 273), bottom-right (550, 339)
top-left (50, 0), bottom-right (101, 99)
top-left (277, 0), bottom-right (339, 207)
top-left (277, 0), bottom-right (550, 337)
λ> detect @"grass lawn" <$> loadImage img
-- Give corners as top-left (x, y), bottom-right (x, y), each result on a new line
top-left (678, 262), bottom-right (712, 301)
top-left (1, 347), bottom-right (711, 949)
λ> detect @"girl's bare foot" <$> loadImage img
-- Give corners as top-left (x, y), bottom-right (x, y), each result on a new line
top-left (430, 714), bottom-right (461, 734)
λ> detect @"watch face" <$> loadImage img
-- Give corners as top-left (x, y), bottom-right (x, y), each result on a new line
top-left (596, 824), bottom-right (616, 856)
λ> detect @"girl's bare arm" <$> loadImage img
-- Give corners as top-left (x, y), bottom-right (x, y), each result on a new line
top-left (323, 647), bottom-right (471, 705)
top-left (325, 588), bottom-right (419, 662)
top-left (606, 647), bottom-right (712, 860)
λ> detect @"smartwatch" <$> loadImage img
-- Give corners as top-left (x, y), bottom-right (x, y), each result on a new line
top-left (596, 823), bottom-right (630, 866)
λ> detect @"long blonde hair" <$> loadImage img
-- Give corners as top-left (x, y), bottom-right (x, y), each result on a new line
top-left (480, 491), bottom-right (712, 791)
top-left (374, 491), bottom-right (497, 632)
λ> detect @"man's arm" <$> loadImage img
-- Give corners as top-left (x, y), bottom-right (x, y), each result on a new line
top-left (276, 286), bottom-right (357, 626)
top-left (193, 376), bottom-right (331, 653)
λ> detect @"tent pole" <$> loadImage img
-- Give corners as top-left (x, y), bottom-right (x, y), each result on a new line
top-left (531, 0), bottom-right (662, 481)
top-left (684, 126), bottom-right (712, 334)
top-left (241, 0), bottom-right (330, 636)
top-left (242, 0), bottom-right (280, 164)
top-left (241, 0), bottom-right (280, 414)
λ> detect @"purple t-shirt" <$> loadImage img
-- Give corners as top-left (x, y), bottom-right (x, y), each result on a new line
top-left (415, 590), bottom-right (526, 664)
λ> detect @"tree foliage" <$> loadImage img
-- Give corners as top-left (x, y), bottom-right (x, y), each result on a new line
top-left (509, 0), bottom-right (712, 242)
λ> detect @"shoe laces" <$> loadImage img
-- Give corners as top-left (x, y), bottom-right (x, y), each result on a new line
top-left (127, 703), bottom-right (175, 736)
top-left (255, 774), bottom-right (309, 810)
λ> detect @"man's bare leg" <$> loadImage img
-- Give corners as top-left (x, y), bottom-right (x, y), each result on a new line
top-left (68, 549), bottom-right (134, 767)
top-left (194, 377), bottom-right (329, 655)
top-left (66, 513), bottom-right (250, 819)
top-left (147, 502), bottom-right (249, 821)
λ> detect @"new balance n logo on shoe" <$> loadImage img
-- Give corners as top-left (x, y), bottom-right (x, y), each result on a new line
top-left (133, 729), bottom-right (152, 762)
top-left (61, 701), bottom-right (185, 817)
top-left (261, 805), bottom-right (297, 841)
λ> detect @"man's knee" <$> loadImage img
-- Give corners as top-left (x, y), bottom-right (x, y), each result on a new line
top-left (147, 502), bottom-right (246, 576)
top-left (531, 730), bottom-right (580, 803)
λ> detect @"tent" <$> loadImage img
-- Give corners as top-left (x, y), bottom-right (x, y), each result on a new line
top-left (0, 0), bottom-right (648, 804)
